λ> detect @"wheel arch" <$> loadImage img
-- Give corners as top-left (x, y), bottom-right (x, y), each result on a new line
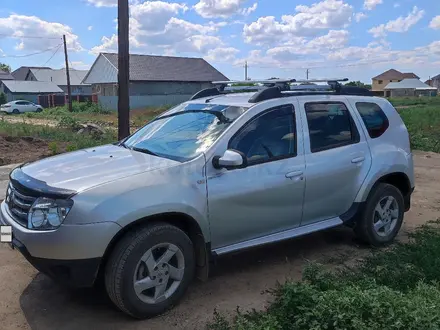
top-left (98, 212), bottom-right (210, 285)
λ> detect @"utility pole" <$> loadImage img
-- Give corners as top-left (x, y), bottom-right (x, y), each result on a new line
top-left (63, 35), bottom-right (72, 112)
top-left (118, 0), bottom-right (130, 140)
top-left (306, 68), bottom-right (310, 80)
top-left (244, 61), bottom-right (248, 80)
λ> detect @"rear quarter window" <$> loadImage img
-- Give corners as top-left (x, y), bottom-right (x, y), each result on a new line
top-left (355, 102), bottom-right (389, 138)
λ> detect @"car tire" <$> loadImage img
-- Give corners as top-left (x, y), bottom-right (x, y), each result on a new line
top-left (36, 108), bottom-right (43, 113)
top-left (354, 183), bottom-right (404, 247)
top-left (12, 109), bottom-right (20, 114)
top-left (105, 222), bottom-right (195, 319)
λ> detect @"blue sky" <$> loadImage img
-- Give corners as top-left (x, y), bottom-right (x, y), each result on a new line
top-left (0, 0), bottom-right (439, 82)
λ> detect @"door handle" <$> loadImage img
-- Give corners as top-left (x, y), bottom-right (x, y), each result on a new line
top-left (351, 157), bottom-right (365, 164)
top-left (285, 170), bottom-right (304, 179)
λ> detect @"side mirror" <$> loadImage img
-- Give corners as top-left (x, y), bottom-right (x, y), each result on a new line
top-left (212, 149), bottom-right (247, 170)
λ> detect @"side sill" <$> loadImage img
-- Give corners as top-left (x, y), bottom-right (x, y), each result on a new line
top-left (212, 217), bottom-right (343, 256)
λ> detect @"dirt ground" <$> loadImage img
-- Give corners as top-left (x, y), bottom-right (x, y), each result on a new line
top-left (0, 136), bottom-right (68, 166)
top-left (0, 151), bottom-right (439, 330)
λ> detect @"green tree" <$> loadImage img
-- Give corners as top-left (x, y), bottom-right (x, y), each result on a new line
top-left (0, 92), bottom-right (6, 105)
top-left (0, 63), bottom-right (11, 73)
top-left (345, 80), bottom-right (372, 90)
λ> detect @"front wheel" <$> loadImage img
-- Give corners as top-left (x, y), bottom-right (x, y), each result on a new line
top-left (354, 183), bottom-right (404, 246)
top-left (105, 223), bottom-right (195, 319)
top-left (12, 109), bottom-right (20, 114)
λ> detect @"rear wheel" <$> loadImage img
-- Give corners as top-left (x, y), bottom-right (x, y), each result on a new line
top-left (105, 223), bottom-right (195, 319)
top-left (354, 183), bottom-right (404, 246)
top-left (12, 109), bottom-right (20, 114)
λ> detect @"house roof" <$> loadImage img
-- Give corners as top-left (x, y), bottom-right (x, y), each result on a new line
top-left (0, 70), bottom-right (14, 80)
top-left (431, 74), bottom-right (440, 80)
top-left (29, 68), bottom-right (90, 86)
top-left (372, 69), bottom-right (419, 80)
top-left (11, 66), bottom-right (52, 80)
top-left (1, 80), bottom-right (64, 93)
top-left (384, 79), bottom-right (437, 90)
top-left (91, 52), bottom-right (228, 82)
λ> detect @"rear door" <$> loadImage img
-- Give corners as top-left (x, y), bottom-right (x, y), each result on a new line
top-left (298, 96), bottom-right (372, 226)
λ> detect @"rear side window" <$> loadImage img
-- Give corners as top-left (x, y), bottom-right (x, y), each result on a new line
top-left (305, 102), bottom-right (359, 153)
top-left (355, 102), bottom-right (389, 138)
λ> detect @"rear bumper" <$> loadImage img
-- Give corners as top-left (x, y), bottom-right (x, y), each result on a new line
top-left (11, 237), bottom-right (101, 287)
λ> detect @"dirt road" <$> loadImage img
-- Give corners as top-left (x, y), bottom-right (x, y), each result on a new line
top-left (0, 151), bottom-right (439, 330)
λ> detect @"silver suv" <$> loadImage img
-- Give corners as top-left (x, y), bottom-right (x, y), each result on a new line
top-left (0, 80), bottom-right (414, 318)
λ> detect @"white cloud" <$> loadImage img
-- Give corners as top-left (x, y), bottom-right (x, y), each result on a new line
top-left (243, 0), bottom-right (353, 45)
top-left (242, 3), bottom-right (257, 16)
top-left (131, 1), bottom-right (188, 32)
top-left (369, 6), bottom-right (425, 37)
top-left (355, 12), bottom-right (367, 22)
top-left (194, 0), bottom-right (255, 18)
top-left (363, 0), bottom-right (382, 11)
top-left (88, 26), bottom-right (93, 31)
top-left (266, 30), bottom-right (349, 60)
top-left (90, 34), bottom-right (118, 54)
top-left (86, 0), bottom-right (117, 7)
top-left (430, 16), bottom-right (440, 30)
top-left (205, 47), bottom-right (240, 62)
top-left (0, 14), bottom-right (82, 52)
top-left (394, 3), bottom-right (400, 8)
top-left (91, 1), bottom-right (227, 56)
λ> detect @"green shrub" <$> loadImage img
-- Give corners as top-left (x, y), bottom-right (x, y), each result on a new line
top-left (0, 92), bottom-right (7, 105)
top-left (48, 142), bottom-right (58, 155)
top-left (57, 115), bottom-right (80, 130)
top-left (209, 223), bottom-right (440, 330)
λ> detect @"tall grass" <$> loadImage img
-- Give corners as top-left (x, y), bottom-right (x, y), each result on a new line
top-left (209, 222), bottom-right (440, 330)
top-left (389, 96), bottom-right (440, 107)
top-left (0, 120), bottom-right (116, 150)
top-left (400, 105), bottom-right (440, 153)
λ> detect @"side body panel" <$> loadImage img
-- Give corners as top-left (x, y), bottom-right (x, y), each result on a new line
top-left (65, 155), bottom-right (210, 242)
top-left (346, 96), bottom-right (415, 202)
top-left (297, 95), bottom-right (373, 225)
top-left (204, 98), bottom-right (307, 249)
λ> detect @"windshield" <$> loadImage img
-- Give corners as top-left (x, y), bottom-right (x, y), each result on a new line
top-left (123, 103), bottom-right (247, 162)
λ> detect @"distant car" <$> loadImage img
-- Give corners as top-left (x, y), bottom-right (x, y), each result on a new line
top-left (0, 100), bottom-right (43, 114)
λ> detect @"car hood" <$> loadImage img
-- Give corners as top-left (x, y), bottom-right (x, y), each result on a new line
top-left (19, 144), bottom-right (180, 193)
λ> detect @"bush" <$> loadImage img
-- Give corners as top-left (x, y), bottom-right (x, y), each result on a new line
top-left (57, 115), bottom-right (80, 130)
top-left (0, 92), bottom-right (6, 105)
top-left (209, 222), bottom-right (440, 330)
top-left (48, 142), bottom-right (59, 155)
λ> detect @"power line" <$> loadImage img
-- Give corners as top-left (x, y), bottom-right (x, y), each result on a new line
top-left (1, 44), bottom-right (63, 58)
top-left (0, 33), bottom-right (62, 40)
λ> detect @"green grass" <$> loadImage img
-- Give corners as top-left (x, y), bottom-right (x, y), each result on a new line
top-left (389, 96), bottom-right (440, 107)
top-left (400, 105), bottom-right (440, 153)
top-left (0, 120), bottom-right (116, 151)
top-left (209, 222), bottom-right (440, 330)
top-left (20, 102), bottom-right (169, 128)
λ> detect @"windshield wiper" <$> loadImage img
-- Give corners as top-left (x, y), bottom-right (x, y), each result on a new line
top-left (154, 110), bottom-right (232, 124)
top-left (131, 146), bottom-right (158, 156)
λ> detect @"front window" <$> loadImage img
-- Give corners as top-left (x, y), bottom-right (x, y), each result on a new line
top-left (123, 103), bottom-right (247, 162)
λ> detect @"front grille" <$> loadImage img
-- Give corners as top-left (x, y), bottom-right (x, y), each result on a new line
top-left (5, 183), bottom-right (37, 228)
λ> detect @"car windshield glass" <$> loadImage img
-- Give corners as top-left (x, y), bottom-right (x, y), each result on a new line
top-left (123, 103), bottom-right (248, 162)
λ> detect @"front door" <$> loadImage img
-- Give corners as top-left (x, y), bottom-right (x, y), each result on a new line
top-left (206, 104), bottom-right (306, 250)
top-left (298, 98), bottom-right (372, 225)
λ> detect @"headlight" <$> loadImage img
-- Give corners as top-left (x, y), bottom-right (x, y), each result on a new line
top-left (28, 198), bottom-right (73, 230)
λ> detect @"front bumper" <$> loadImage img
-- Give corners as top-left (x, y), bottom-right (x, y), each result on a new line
top-left (1, 201), bottom-right (121, 287)
top-left (11, 237), bottom-right (101, 287)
